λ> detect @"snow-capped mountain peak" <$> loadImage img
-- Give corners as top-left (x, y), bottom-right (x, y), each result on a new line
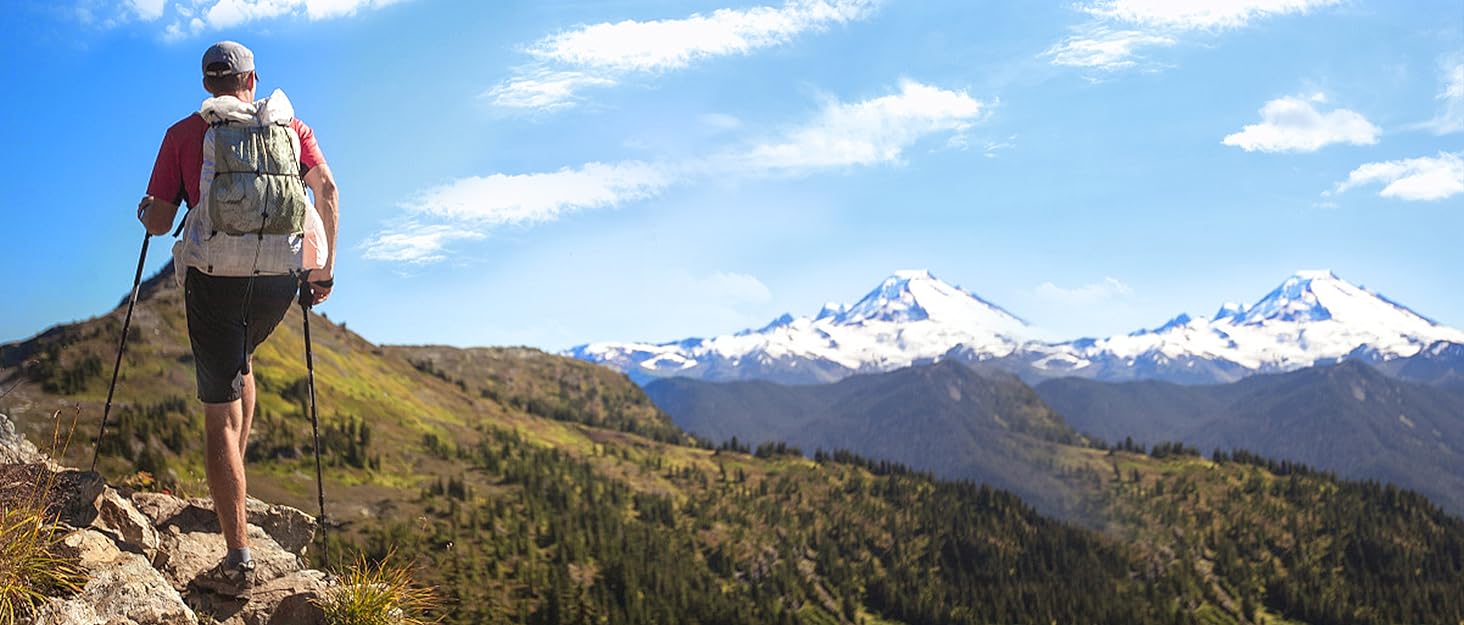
top-left (837, 270), bottom-right (1028, 331)
top-left (570, 269), bottom-right (1464, 386)
top-left (568, 270), bottom-right (1034, 384)
top-left (1055, 270), bottom-right (1464, 377)
top-left (1231, 270), bottom-right (1426, 328)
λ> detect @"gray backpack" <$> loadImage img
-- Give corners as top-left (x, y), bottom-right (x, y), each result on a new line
top-left (174, 90), bottom-right (322, 278)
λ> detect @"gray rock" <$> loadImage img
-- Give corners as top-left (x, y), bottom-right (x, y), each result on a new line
top-left (241, 499), bottom-right (316, 556)
top-left (135, 495), bottom-right (315, 557)
top-left (6, 418), bottom-right (329, 625)
top-left (132, 491), bottom-right (190, 528)
top-left (94, 487), bottom-right (162, 561)
top-left (189, 570), bottom-right (330, 625)
top-left (155, 523), bottom-right (304, 593)
top-left (0, 412), bottom-right (42, 464)
top-left (31, 529), bottom-right (198, 625)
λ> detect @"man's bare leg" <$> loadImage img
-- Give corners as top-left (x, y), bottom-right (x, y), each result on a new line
top-left (239, 369), bottom-right (256, 458)
top-left (204, 400), bottom-right (248, 551)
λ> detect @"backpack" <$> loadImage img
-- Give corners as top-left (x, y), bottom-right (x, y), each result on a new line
top-left (173, 89), bottom-right (325, 279)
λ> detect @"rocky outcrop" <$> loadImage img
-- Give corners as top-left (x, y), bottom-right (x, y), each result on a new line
top-left (1, 414), bottom-right (330, 625)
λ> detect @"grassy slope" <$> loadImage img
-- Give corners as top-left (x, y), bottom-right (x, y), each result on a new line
top-left (4, 268), bottom-right (1463, 624)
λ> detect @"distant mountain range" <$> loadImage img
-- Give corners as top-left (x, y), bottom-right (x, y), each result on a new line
top-left (648, 357), bottom-right (1464, 517)
top-left (1036, 360), bottom-right (1464, 515)
top-left (571, 269), bottom-right (1464, 386)
top-left (646, 361), bottom-right (1093, 518)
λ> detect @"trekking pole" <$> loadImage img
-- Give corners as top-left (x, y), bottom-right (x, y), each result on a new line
top-left (298, 280), bottom-right (330, 566)
top-left (91, 233), bottom-right (151, 472)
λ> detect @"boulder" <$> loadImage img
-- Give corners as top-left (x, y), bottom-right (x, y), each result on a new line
top-left (132, 491), bottom-right (190, 528)
top-left (5, 415), bottom-right (330, 625)
top-left (155, 523), bottom-right (305, 593)
top-left (0, 463), bottom-right (105, 528)
top-left (0, 412), bottom-right (42, 464)
top-left (30, 529), bottom-right (198, 625)
top-left (133, 494), bottom-right (315, 557)
top-left (94, 487), bottom-right (162, 561)
top-left (187, 570), bottom-right (330, 625)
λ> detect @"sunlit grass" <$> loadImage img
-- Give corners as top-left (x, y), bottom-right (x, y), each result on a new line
top-left (0, 410), bottom-right (88, 622)
top-left (0, 504), bottom-right (87, 622)
top-left (315, 550), bottom-right (439, 625)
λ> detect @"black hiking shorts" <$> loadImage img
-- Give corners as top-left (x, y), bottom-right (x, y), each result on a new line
top-left (184, 267), bottom-right (298, 404)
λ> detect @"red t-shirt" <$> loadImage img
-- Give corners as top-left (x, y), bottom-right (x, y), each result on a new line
top-left (146, 113), bottom-right (327, 208)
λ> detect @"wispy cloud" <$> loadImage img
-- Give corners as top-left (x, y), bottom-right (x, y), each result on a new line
top-left (1419, 57), bottom-right (1464, 135)
top-left (488, 0), bottom-right (879, 112)
top-left (410, 161), bottom-right (676, 225)
top-left (732, 79), bottom-right (985, 172)
top-left (361, 221), bottom-right (486, 264)
top-left (1034, 277), bottom-right (1134, 303)
top-left (1081, 0), bottom-right (1342, 30)
top-left (1222, 92), bottom-right (1379, 153)
top-left (1331, 152), bottom-right (1464, 202)
top-left (82, 0), bottom-right (405, 40)
top-left (1044, 26), bottom-right (1175, 72)
top-left (129, 0), bottom-right (166, 21)
top-left (481, 70), bottom-right (618, 113)
top-left (371, 80), bottom-right (985, 264)
top-left (1047, 0), bottom-right (1341, 73)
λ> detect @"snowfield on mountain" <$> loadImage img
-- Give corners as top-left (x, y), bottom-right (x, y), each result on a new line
top-left (571, 269), bottom-right (1464, 385)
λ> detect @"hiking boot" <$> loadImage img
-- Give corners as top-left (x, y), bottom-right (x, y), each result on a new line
top-left (193, 557), bottom-right (256, 600)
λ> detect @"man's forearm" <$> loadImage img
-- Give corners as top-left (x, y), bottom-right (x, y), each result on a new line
top-left (317, 187), bottom-right (338, 275)
top-left (304, 164), bottom-right (339, 275)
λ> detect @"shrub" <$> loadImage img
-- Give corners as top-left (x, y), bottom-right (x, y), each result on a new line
top-left (316, 550), bottom-right (439, 625)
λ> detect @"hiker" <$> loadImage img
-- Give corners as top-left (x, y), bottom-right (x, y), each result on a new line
top-left (137, 41), bottom-right (338, 597)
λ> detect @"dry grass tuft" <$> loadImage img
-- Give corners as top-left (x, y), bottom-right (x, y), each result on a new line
top-left (0, 410), bottom-right (88, 623)
top-left (315, 549), bottom-right (440, 625)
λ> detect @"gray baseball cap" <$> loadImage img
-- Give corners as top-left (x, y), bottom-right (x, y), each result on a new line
top-left (202, 41), bottom-right (254, 77)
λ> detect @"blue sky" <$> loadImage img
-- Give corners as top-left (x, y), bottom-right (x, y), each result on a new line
top-left (2, 0), bottom-right (1461, 350)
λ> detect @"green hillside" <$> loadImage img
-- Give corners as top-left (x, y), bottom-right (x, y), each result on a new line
top-left (646, 362), bottom-right (1096, 519)
top-left (1036, 361), bottom-right (1464, 516)
top-left (4, 266), bottom-right (1463, 625)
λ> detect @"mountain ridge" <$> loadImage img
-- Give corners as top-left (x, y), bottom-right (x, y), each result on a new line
top-left (1035, 359), bottom-right (1464, 515)
top-left (573, 269), bottom-right (1464, 386)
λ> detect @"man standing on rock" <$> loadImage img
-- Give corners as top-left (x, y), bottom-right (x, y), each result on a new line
top-left (138, 40), bottom-right (338, 598)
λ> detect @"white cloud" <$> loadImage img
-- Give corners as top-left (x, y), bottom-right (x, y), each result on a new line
top-left (302, 0), bottom-right (399, 20)
top-left (1044, 26), bottom-right (1175, 71)
top-left (529, 0), bottom-right (875, 73)
top-left (1332, 152), bottom-right (1464, 202)
top-left (1082, 0), bottom-right (1342, 31)
top-left (490, 0), bottom-right (879, 112)
top-left (360, 221), bottom-right (486, 264)
top-left (1222, 92), bottom-right (1380, 153)
top-left (370, 79), bottom-right (989, 265)
top-left (735, 79), bottom-right (985, 171)
top-left (1421, 59), bottom-right (1464, 135)
top-left (124, 0), bottom-right (402, 38)
top-left (482, 70), bottom-right (618, 112)
top-left (1049, 0), bottom-right (1341, 73)
top-left (1034, 277), bottom-right (1134, 302)
top-left (368, 162), bottom-right (676, 264)
top-left (129, 0), bottom-right (166, 20)
top-left (410, 161), bottom-right (675, 225)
